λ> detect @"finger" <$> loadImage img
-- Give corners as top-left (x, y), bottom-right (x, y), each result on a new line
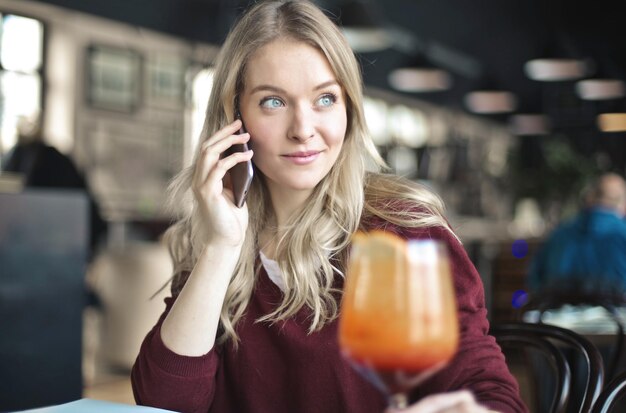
top-left (193, 147), bottom-right (219, 196)
top-left (391, 391), bottom-right (476, 413)
top-left (223, 148), bottom-right (254, 171)
top-left (214, 132), bottom-right (251, 158)
top-left (196, 133), bottom-right (251, 187)
top-left (194, 149), bottom-right (253, 207)
top-left (207, 149), bottom-right (254, 189)
top-left (197, 130), bottom-right (249, 178)
top-left (194, 132), bottom-right (250, 190)
top-left (436, 403), bottom-right (489, 413)
top-left (200, 119), bottom-right (242, 149)
top-left (421, 391), bottom-right (474, 413)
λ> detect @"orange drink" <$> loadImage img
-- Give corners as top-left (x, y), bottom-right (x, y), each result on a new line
top-left (338, 231), bottom-right (459, 406)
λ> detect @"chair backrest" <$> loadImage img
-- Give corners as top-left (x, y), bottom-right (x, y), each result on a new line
top-left (591, 370), bottom-right (626, 413)
top-left (0, 189), bottom-right (88, 411)
top-left (521, 287), bottom-right (626, 381)
top-left (491, 322), bottom-right (604, 413)
top-left (492, 324), bottom-right (571, 413)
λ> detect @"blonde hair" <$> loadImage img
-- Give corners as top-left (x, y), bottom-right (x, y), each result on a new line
top-left (164, 0), bottom-right (453, 345)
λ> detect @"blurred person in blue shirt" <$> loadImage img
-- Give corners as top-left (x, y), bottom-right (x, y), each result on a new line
top-left (528, 172), bottom-right (626, 292)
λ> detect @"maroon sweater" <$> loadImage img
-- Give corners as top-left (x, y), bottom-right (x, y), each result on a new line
top-left (131, 222), bottom-right (527, 413)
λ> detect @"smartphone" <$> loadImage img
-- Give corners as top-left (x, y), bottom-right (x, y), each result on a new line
top-left (223, 117), bottom-right (254, 208)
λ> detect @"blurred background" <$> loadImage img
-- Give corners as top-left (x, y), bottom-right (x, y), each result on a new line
top-left (0, 0), bottom-right (624, 410)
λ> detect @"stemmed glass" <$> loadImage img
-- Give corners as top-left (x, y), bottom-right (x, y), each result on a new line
top-left (339, 231), bottom-right (459, 408)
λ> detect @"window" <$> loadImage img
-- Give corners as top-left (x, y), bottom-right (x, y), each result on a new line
top-left (0, 13), bottom-right (44, 161)
top-left (188, 67), bottom-right (214, 165)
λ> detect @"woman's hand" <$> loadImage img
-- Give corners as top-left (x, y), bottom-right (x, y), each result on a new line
top-left (385, 391), bottom-right (494, 413)
top-left (192, 119), bottom-right (254, 247)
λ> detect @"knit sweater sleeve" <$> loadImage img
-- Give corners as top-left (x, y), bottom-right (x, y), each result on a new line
top-left (131, 272), bottom-right (219, 413)
top-left (401, 225), bottom-right (528, 413)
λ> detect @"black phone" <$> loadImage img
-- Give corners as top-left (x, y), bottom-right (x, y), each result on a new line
top-left (223, 114), bottom-right (254, 208)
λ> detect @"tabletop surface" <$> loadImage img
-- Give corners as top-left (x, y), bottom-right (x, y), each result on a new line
top-left (523, 305), bottom-right (626, 334)
top-left (14, 399), bottom-right (177, 413)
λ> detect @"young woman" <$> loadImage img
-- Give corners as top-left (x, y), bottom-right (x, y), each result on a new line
top-left (131, 1), bottom-right (527, 412)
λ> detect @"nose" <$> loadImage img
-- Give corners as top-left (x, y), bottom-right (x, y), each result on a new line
top-left (287, 104), bottom-right (315, 142)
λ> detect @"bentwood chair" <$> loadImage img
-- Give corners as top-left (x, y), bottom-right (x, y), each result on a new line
top-left (590, 370), bottom-right (626, 413)
top-left (492, 323), bottom-right (571, 413)
top-left (521, 285), bottom-right (626, 381)
top-left (491, 322), bottom-right (604, 413)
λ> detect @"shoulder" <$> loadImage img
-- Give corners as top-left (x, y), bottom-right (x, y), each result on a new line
top-left (364, 172), bottom-right (426, 196)
top-left (362, 173), bottom-right (455, 240)
top-left (544, 213), bottom-right (581, 238)
top-left (361, 204), bottom-right (458, 245)
top-left (364, 173), bottom-right (446, 216)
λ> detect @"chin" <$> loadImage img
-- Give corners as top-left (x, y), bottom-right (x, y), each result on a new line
top-left (265, 171), bottom-right (328, 193)
top-left (289, 183), bottom-right (319, 192)
top-left (286, 178), bottom-right (323, 192)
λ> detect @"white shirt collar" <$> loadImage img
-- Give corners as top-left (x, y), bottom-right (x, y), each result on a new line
top-left (259, 250), bottom-right (286, 292)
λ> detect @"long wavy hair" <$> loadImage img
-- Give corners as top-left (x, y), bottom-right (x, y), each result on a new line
top-left (164, 0), bottom-right (453, 345)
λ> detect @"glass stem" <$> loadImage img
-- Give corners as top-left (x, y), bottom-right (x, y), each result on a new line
top-left (389, 393), bottom-right (409, 409)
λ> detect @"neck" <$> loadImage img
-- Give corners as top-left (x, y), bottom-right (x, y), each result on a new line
top-left (267, 186), bottom-right (312, 228)
top-left (259, 187), bottom-right (313, 260)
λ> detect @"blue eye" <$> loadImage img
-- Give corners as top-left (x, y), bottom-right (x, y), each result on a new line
top-left (317, 93), bottom-right (337, 107)
top-left (260, 97), bottom-right (284, 108)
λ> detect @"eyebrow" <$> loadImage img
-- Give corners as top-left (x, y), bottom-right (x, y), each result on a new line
top-left (249, 80), bottom-right (340, 95)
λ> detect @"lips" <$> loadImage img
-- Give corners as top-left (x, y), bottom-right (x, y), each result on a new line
top-left (284, 151), bottom-right (321, 158)
top-left (282, 150), bottom-right (322, 165)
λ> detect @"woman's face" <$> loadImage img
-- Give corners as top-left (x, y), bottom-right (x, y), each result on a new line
top-left (239, 38), bottom-right (347, 200)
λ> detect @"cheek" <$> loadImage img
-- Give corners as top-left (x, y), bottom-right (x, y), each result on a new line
top-left (247, 128), bottom-right (277, 169)
top-left (326, 113), bottom-right (348, 146)
top-left (247, 122), bottom-right (276, 149)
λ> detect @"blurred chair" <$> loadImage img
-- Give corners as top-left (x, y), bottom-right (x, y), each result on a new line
top-left (521, 285), bottom-right (626, 381)
top-left (0, 189), bottom-right (88, 411)
top-left (491, 322), bottom-right (604, 413)
top-left (492, 323), bottom-right (570, 413)
top-left (591, 370), bottom-right (626, 413)
top-left (90, 241), bottom-right (172, 371)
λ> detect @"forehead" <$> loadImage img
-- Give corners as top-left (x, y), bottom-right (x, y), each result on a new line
top-left (243, 38), bottom-right (339, 90)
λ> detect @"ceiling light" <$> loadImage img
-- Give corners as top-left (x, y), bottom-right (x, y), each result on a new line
top-left (509, 114), bottom-right (551, 136)
top-left (464, 91), bottom-right (517, 114)
top-left (388, 52), bottom-right (453, 93)
top-left (339, 0), bottom-right (392, 53)
top-left (388, 67), bottom-right (452, 93)
top-left (575, 79), bottom-right (625, 100)
top-left (597, 113), bottom-right (626, 132)
top-left (524, 58), bottom-right (589, 82)
top-left (341, 28), bottom-right (392, 53)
